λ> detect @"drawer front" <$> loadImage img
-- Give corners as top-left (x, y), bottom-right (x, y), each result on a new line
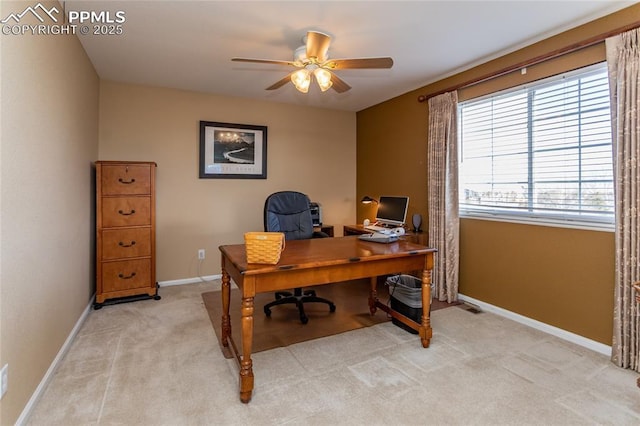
top-left (101, 164), bottom-right (151, 195)
top-left (102, 228), bottom-right (151, 260)
top-left (102, 197), bottom-right (151, 227)
top-left (101, 259), bottom-right (151, 292)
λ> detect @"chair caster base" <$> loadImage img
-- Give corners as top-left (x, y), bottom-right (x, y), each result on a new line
top-left (263, 289), bottom-right (336, 325)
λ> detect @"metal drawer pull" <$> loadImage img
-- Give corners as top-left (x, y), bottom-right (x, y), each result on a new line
top-left (118, 241), bottom-right (136, 247)
top-left (118, 178), bottom-right (136, 184)
top-left (118, 209), bottom-right (136, 215)
top-left (118, 272), bottom-right (137, 279)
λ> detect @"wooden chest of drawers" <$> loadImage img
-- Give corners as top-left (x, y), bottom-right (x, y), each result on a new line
top-left (95, 161), bottom-right (159, 308)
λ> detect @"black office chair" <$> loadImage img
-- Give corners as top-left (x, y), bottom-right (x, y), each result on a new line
top-left (263, 191), bottom-right (336, 324)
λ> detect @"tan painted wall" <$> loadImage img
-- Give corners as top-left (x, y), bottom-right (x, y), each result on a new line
top-left (356, 4), bottom-right (640, 345)
top-left (0, 1), bottom-right (99, 423)
top-left (98, 81), bottom-right (357, 281)
top-left (460, 219), bottom-right (615, 341)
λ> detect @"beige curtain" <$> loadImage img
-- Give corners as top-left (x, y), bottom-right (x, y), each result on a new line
top-left (427, 92), bottom-right (459, 303)
top-left (606, 28), bottom-right (640, 372)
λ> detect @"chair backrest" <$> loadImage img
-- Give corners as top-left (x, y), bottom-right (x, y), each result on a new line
top-left (264, 191), bottom-right (314, 241)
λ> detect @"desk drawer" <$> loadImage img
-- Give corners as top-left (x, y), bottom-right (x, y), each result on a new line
top-left (101, 259), bottom-right (151, 292)
top-left (101, 228), bottom-right (151, 260)
top-left (101, 164), bottom-right (151, 195)
top-left (101, 197), bottom-right (151, 227)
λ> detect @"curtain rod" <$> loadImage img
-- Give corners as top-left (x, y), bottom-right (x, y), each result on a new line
top-left (417, 21), bottom-right (640, 103)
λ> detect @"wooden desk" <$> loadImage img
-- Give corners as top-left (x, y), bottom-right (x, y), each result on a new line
top-left (344, 224), bottom-right (428, 245)
top-left (313, 224), bottom-right (334, 237)
top-left (219, 236), bottom-right (436, 403)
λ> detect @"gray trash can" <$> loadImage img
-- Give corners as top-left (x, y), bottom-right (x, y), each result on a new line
top-left (386, 274), bottom-right (425, 334)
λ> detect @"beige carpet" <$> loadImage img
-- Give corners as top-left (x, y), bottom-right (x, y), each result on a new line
top-left (202, 278), bottom-right (459, 357)
top-left (25, 282), bottom-right (640, 425)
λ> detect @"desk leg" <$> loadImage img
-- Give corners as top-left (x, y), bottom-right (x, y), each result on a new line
top-left (368, 276), bottom-right (378, 315)
top-left (420, 268), bottom-right (433, 348)
top-left (221, 269), bottom-right (231, 348)
top-left (239, 295), bottom-right (255, 403)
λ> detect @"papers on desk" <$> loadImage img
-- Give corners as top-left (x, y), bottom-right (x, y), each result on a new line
top-left (358, 232), bottom-right (399, 244)
top-left (364, 224), bottom-right (388, 232)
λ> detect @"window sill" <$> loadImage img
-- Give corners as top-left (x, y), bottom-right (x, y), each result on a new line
top-left (460, 212), bottom-right (614, 232)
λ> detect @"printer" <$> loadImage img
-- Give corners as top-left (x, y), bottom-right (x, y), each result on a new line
top-left (309, 202), bottom-right (322, 226)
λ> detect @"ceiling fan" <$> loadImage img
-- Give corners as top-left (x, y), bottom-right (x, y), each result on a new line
top-left (232, 31), bottom-right (393, 94)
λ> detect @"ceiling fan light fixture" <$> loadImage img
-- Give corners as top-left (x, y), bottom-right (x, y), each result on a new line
top-left (314, 68), bottom-right (333, 92)
top-left (233, 30), bottom-right (392, 94)
top-left (293, 45), bottom-right (307, 63)
top-left (291, 69), bottom-right (311, 93)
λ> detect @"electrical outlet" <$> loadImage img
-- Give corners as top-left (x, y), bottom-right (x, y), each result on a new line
top-left (1, 364), bottom-right (7, 399)
top-left (198, 249), bottom-right (205, 260)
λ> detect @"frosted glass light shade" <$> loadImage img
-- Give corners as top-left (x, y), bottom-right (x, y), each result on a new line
top-left (291, 69), bottom-right (311, 93)
top-left (314, 68), bottom-right (333, 92)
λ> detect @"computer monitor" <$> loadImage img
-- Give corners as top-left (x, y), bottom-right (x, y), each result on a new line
top-left (375, 196), bottom-right (409, 227)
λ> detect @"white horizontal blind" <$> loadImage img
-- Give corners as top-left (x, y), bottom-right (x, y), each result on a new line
top-left (458, 63), bottom-right (613, 228)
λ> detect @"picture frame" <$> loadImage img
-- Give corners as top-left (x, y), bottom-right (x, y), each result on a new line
top-left (199, 121), bottom-right (267, 179)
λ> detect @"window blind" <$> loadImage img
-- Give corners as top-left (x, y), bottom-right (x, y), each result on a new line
top-left (458, 63), bottom-right (613, 229)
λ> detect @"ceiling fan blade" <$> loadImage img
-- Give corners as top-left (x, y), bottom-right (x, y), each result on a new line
top-left (266, 74), bottom-right (293, 91)
top-left (330, 73), bottom-right (351, 93)
top-left (324, 57), bottom-right (394, 70)
top-left (232, 58), bottom-right (297, 67)
top-left (306, 31), bottom-right (331, 62)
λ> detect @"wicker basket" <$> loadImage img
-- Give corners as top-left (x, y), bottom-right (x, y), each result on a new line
top-left (244, 232), bottom-right (286, 264)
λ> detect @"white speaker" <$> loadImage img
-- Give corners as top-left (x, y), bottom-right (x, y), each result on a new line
top-left (363, 219), bottom-right (370, 226)
top-left (412, 213), bottom-right (422, 232)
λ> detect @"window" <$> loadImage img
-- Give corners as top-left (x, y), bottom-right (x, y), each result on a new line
top-left (458, 63), bottom-right (613, 230)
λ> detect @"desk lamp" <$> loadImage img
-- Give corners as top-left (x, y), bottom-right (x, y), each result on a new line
top-left (360, 196), bottom-right (378, 226)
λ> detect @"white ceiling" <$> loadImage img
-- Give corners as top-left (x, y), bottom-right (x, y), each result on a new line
top-left (66, 0), bottom-right (636, 112)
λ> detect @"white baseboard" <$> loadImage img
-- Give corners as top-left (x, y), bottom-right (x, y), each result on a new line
top-left (458, 294), bottom-right (612, 356)
top-left (16, 297), bottom-right (94, 426)
top-left (158, 274), bottom-right (221, 287)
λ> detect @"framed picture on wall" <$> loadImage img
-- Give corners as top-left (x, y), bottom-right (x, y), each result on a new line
top-left (199, 121), bottom-right (267, 179)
